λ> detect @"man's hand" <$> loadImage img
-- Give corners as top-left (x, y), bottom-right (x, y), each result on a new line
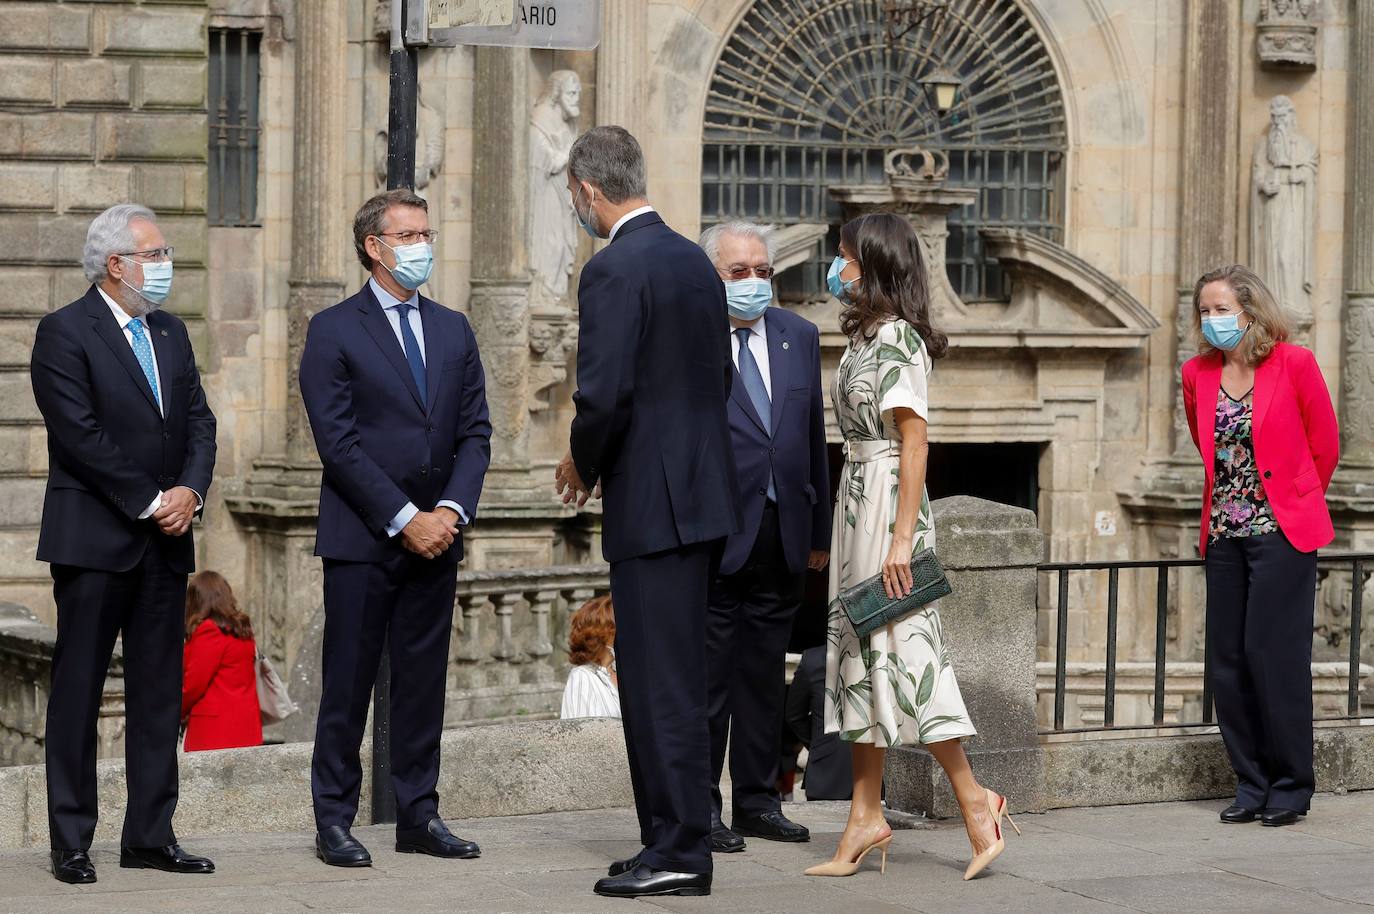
top-left (555, 451), bottom-right (595, 507)
top-left (807, 550), bottom-right (830, 572)
top-left (401, 511), bottom-right (458, 559)
top-left (153, 486), bottom-right (199, 537)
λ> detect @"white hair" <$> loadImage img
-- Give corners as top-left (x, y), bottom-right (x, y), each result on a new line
top-left (82, 204), bottom-right (157, 282)
top-left (698, 221), bottom-right (776, 266)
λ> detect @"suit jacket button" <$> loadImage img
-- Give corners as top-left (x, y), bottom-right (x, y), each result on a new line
top-left (769, 447), bottom-right (776, 455)
top-left (758, 488), bottom-right (767, 497)
top-left (427, 425), bottom-right (434, 432)
top-left (1263, 470), bottom-right (1272, 479)
top-left (420, 467), bottom-right (429, 476)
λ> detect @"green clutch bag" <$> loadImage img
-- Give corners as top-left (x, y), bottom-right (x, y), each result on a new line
top-left (835, 547), bottom-right (952, 638)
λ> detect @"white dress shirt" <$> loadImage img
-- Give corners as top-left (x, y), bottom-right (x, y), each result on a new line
top-left (608, 205), bottom-right (655, 242)
top-left (95, 286), bottom-right (202, 519)
top-left (729, 316), bottom-right (773, 399)
top-left (559, 663), bottom-right (621, 719)
top-left (367, 278), bottom-right (468, 536)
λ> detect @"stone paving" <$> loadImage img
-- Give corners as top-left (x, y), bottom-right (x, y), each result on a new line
top-left (3, 792), bottom-right (1374, 913)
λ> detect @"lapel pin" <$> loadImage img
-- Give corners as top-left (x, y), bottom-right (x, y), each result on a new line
top-left (160, 329), bottom-right (168, 337)
top-left (782, 341), bottom-right (789, 350)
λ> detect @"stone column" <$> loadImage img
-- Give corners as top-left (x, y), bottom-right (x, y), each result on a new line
top-left (884, 497), bottom-right (1046, 817)
top-left (285, 0), bottom-right (348, 464)
top-left (595, 0), bottom-right (646, 133)
top-left (468, 47), bottom-right (535, 498)
top-left (1170, 0), bottom-right (1241, 459)
top-left (225, 0), bottom-right (346, 692)
top-left (1340, 5), bottom-right (1374, 475)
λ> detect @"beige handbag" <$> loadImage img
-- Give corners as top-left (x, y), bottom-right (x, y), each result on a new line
top-left (256, 649), bottom-right (297, 724)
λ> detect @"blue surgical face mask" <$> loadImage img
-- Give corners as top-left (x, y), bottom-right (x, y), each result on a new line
top-left (1202, 313), bottom-right (1248, 351)
top-left (378, 238), bottom-right (434, 290)
top-left (724, 278), bottom-right (772, 321)
top-left (119, 257), bottom-right (173, 306)
top-left (573, 185), bottom-right (601, 239)
top-left (827, 256), bottom-right (858, 303)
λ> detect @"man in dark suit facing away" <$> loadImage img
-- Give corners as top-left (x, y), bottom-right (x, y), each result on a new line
top-left (555, 126), bottom-right (741, 899)
top-left (697, 222), bottom-right (831, 853)
top-left (31, 204), bottom-right (217, 884)
top-left (299, 189), bottom-right (491, 868)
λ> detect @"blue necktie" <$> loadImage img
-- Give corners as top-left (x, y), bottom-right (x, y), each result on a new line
top-left (394, 301), bottom-right (427, 402)
top-left (735, 327), bottom-right (776, 501)
top-left (127, 318), bottom-right (161, 411)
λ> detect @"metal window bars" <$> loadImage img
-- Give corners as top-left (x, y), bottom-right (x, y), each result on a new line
top-left (208, 28), bottom-right (263, 227)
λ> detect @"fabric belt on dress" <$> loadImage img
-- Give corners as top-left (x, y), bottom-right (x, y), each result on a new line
top-left (842, 439), bottom-right (900, 463)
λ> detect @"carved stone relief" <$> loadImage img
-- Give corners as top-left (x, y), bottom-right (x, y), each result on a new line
top-left (1251, 95), bottom-right (1317, 338)
top-left (374, 82), bottom-right (446, 190)
top-left (1257, 0), bottom-right (1319, 70)
top-left (528, 70), bottom-right (581, 305)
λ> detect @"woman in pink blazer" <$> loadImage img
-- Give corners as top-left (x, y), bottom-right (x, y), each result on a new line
top-left (1182, 264), bottom-right (1339, 828)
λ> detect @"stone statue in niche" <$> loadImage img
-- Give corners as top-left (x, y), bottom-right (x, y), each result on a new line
top-left (528, 70), bottom-right (582, 304)
top-left (1257, 0), bottom-right (1319, 70)
top-left (527, 318), bottom-right (569, 412)
top-left (1251, 96), bottom-right (1317, 335)
top-left (374, 82), bottom-right (445, 191)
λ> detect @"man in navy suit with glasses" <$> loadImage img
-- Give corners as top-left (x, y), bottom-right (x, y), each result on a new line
top-left (299, 189), bottom-right (491, 869)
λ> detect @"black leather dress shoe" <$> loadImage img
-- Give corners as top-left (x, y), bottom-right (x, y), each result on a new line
top-left (395, 818), bottom-right (481, 859)
top-left (316, 826), bottom-right (372, 867)
top-left (51, 849), bottom-right (96, 884)
top-left (1219, 804), bottom-right (1259, 824)
top-left (733, 810), bottom-right (811, 843)
top-left (119, 844), bottom-right (215, 874)
top-left (593, 864), bottom-right (711, 898)
top-left (710, 814), bottom-right (746, 854)
top-left (1261, 808), bottom-right (1306, 827)
top-left (608, 852), bottom-right (641, 877)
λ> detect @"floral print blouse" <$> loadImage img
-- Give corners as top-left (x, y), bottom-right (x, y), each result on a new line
top-left (1209, 386), bottom-right (1278, 542)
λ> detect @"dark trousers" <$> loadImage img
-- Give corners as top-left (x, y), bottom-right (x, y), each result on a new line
top-left (45, 544), bottom-right (186, 851)
top-left (707, 504), bottom-right (804, 821)
top-left (610, 540), bottom-right (719, 875)
top-left (1205, 532), bottom-right (1317, 812)
top-left (311, 552), bottom-right (457, 832)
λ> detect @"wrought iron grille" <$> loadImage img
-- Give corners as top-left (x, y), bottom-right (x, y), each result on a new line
top-left (701, 0), bottom-right (1066, 301)
top-left (208, 29), bottom-right (262, 227)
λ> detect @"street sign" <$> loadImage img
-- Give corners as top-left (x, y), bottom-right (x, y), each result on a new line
top-left (427, 0), bottom-right (516, 29)
top-left (415, 0), bottom-right (601, 50)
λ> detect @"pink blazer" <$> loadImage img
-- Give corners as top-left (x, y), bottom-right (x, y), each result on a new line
top-left (1182, 342), bottom-right (1339, 558)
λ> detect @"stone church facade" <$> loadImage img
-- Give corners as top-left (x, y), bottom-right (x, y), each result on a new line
top-left (2, 0), bottom-right (1373, 737)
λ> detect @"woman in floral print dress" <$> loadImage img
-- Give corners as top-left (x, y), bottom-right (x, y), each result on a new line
top-left (804, 214), bottom-right (1012, 881)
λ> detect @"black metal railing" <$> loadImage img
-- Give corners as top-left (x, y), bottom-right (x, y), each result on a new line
top-left (1040, 553), bottom-right (1373, 735)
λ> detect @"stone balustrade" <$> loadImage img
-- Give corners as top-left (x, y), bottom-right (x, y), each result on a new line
top-left (0, 603), bottom-right (124, 768)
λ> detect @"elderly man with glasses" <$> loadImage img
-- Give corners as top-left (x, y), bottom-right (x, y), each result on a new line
top-left (30, 204), bottom-right (217, 884)
top-left (697, 222), bottom-right (831, 853)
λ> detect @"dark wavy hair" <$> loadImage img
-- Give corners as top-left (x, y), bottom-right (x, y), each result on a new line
top-left (567, 595), bottom-right (615, 666)
top-left (838, 213), bottom-right (949, 358)
top-left (185, 571), bottom-right (255, 641)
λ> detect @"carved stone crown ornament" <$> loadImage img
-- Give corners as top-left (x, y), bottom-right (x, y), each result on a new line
top-left (884, 146), bottom-right (950, 185)
top-left (1257, 0), bottom-right (1319, 71)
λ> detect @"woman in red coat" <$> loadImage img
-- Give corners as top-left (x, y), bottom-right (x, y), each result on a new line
top-left (1182, 264), bottom-right (1339, 828)
top-left (182, 571), bottom-right (263, 751)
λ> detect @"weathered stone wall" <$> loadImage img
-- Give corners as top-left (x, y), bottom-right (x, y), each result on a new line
top-left (0, 1), bottom-right (209, 620)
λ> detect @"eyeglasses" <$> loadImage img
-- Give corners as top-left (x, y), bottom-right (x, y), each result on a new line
top-left (119, 247), bottom-right (175, 263)
top-left (377, 230), bottom-right (439, 245)
top-left (721, 264), bottom-right (775, 281)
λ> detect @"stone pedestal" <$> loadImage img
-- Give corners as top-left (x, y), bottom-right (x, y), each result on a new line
top-left (884, 497), bottom-right (1046, 817)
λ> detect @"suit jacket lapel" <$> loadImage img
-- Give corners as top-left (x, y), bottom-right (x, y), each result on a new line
top-left (764, 313), bottom-right (789, 438)
top-left (85, 289), bottom-right (162, 416)
top-left (420, 297), bottom-right (443, 416)
top-left (1252, 350), bottom-right (1276, 433)
top-left (730, 365), bottom-right (767, 434)
top-left (358, 285), bottom-right (425, 412)
top-left (1197, 356), bottom-right (1222, 472)
top-left (146, 310), bottom-right (174, 419)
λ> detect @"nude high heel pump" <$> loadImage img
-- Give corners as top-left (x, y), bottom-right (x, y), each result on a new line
top-left (962, 789), bottom-right (1018, 881)
top-left (803, 835), bottom-right (892, 877)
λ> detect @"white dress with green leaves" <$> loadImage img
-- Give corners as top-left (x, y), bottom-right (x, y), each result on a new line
top-left (824, 319), bottom-right (976, 748)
